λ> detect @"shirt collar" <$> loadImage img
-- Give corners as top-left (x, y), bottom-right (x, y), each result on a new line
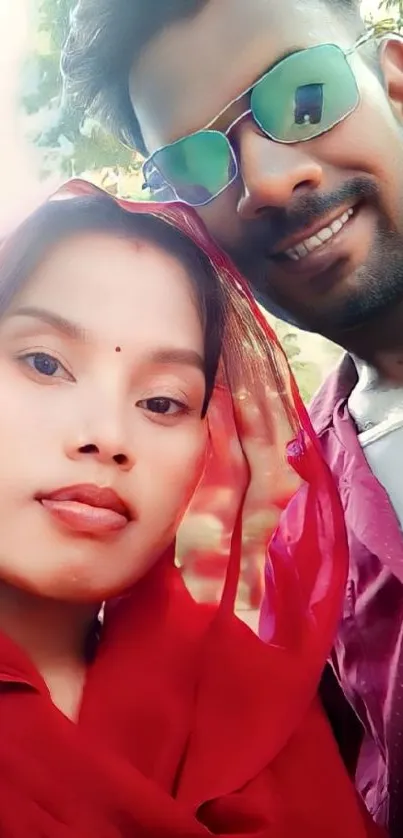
top-left (309, 353), bottom-right (358, 436)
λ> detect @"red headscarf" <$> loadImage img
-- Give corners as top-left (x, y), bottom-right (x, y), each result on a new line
top-left (0, 180), bottom-right (383, 837)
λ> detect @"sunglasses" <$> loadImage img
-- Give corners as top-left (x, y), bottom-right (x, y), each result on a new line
top-left (142, 33), bottom-right (373, 207)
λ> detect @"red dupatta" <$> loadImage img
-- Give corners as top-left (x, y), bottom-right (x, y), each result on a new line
top-left (0, 180), bottom-right (384, 837)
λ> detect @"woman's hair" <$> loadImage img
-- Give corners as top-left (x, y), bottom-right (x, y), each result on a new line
top-left (0, 194), bottom-right (226, 414)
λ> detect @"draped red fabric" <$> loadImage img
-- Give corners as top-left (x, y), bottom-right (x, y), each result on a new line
top-left (0, 180), bottom-right (384, 837)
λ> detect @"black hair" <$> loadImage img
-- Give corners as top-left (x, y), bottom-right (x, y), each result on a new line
top-left (0, 195), bottom-right (225, 414)
top-left (61, 0), bottom-right (362, 158)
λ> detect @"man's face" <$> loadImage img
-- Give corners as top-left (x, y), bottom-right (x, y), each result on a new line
top-left (130, 0), bottom-right (403, 343)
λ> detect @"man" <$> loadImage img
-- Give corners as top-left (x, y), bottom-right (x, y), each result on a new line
top-left (62, 0), bottom-right (403, 832)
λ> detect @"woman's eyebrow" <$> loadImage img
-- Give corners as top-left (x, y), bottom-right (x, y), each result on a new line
top-left (7, 309), bottom-right (205, 371)
top-left (8, 309), bottom-right (205, 370)
top-left (8, 306), bottom-right (89, 342)
top-left (148, 347), bottom-right (205, 372)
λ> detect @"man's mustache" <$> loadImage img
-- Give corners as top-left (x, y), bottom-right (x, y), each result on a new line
top-left (234, 177), bottom-right (380, 257)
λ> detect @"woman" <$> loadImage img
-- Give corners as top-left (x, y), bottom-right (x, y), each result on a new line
top-left (0, 179), bottom-right (381, 837)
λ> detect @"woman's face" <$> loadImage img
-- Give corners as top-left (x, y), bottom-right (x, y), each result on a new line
top-left (0, 231), bottom-right (207, 601)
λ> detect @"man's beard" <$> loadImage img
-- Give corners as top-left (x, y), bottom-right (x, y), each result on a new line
top-left (279, 225), bottom-right (403, 337)
top-left (225, 176), bottom-right (403, 336)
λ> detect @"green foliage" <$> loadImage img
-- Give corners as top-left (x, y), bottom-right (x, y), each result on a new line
top-left (379, 0), bottom-right (403, 30)
top-left (264, 314), bottom-right (338, 404)
top-left (289, 360), bottom-right (323, 404)
top-left (21, 0), bottom-right (142, 181)
top-left (364, 0), bottom-right (403, 33)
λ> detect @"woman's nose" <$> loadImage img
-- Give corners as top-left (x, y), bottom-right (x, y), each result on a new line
top-left (65, 401), bottom-right (135, 473)
top-left (75, 442), bottom-right (133, 471)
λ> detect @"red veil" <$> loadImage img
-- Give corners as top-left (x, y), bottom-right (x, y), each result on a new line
top-left (0, 180), bottom-right (382, 837)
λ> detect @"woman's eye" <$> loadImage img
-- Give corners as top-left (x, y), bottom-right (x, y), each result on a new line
top-left (19, 352), bottom-right (72, 380)
top-left (138, 397), bottom-right (187, 416)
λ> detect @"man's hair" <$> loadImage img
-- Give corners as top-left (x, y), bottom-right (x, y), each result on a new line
top-left (61, 0), bottom-right (362, 157)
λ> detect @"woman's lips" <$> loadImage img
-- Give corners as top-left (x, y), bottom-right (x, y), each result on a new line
top-left (37, 484), bottom-right (131, 536)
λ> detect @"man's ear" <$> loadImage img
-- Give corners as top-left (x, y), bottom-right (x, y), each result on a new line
top-left (379, 36), bottom-right (403, 117)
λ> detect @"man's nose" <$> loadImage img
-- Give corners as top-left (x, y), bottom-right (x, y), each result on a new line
top-left (235, 122), bottom-right (323, 219)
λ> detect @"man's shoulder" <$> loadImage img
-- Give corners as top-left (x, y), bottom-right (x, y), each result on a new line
top-left (308, 353), bottom-right (358, 436)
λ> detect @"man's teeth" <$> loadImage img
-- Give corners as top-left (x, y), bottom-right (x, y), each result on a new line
top-left (285, 208), bottom-right (354, 261)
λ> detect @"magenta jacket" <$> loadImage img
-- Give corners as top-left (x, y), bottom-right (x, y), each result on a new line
top-left (261, 354), bottom-right (403, 833)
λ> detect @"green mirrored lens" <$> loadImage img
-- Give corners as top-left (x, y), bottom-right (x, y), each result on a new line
top-left (152, 130), bottom-right (235, 204)
top-left (251, 44), bottom-right (359, 142)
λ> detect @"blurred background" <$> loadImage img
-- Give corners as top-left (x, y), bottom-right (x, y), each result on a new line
top-left (0, 0), bottom-right (399, 401)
